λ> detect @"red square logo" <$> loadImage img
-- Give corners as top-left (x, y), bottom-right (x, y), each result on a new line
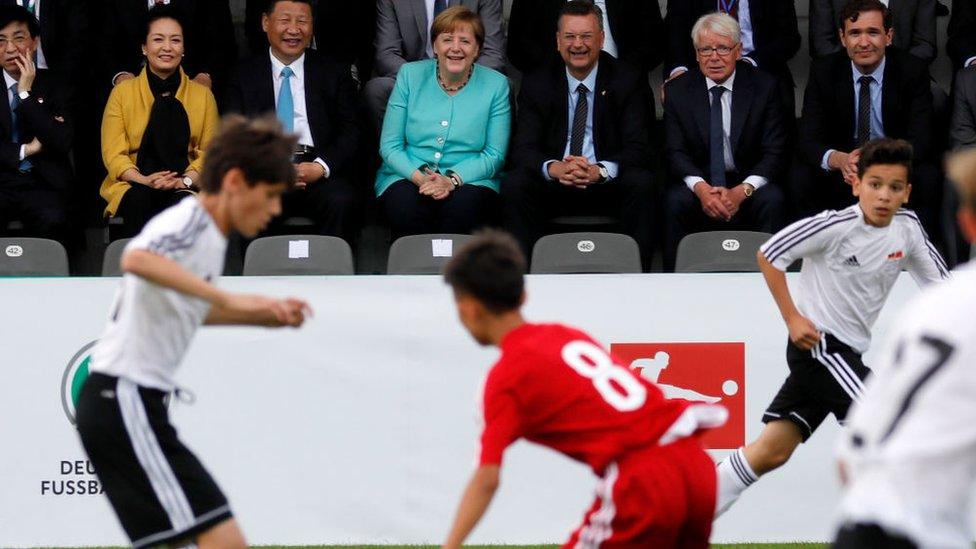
top-left (610, 343), bottom-right (745, 449)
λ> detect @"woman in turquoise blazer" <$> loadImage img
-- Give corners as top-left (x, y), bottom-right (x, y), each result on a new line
top-left (376, 6), bottom-right (511, 237)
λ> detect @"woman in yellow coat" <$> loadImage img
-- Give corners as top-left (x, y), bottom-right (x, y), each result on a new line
top-left (100, 5), bottom-right (218, 237)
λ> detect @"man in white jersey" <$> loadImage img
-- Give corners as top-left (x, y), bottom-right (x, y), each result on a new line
top-left (714, 138), bottom-right (949, 517)
top-left (833, 148), bottom-right (976, 548)
top-left (75, 115), bottom-right (311, 549)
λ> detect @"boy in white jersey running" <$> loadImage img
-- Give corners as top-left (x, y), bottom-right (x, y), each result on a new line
top-left (75, 116), bottom-right (311, 549)
top-left (833, 148), bottom-right (976, 549)
top-left (714, 138), bottom-right (949, 516)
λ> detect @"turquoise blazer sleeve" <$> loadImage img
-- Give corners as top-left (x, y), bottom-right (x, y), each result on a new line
top-left (375, 60), bottom-right (511, 196)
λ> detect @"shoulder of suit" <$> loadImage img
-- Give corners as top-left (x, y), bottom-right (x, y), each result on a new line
top-left (473, 64), bottom-right (508, 86)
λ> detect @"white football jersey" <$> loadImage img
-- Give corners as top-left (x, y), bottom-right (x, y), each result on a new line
top-left (836, 262), bottom-right (976, 548)
top-left (760, 205), bottom-right (948, 353)
top-left (90, 197), bottom-right (227, 391)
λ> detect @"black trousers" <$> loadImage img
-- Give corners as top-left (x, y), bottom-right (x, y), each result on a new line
top-left (501, 167), bottom-right (655, 267)
top-left (380, 179), bottom-right (499, 239)
top-left (663, 176), bottom-right (786, 271)
top-left (0, 172), bottom-right (68, 241)
top-left (269, 174), bottom-right (362, 243)
top-left (833, 523), bottom-right (918, 549)
top-left (114, 185), bottom-right (186, 239)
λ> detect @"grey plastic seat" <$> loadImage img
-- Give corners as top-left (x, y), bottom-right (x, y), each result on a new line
top-left (530, 232), bottom-right (641, 274)
top-left (102, 238), bottom-right (133, 276)
top-left (674, 231), bottom-right (773, 273)
top-left (243, 235), bottom-right (354, 275)
top-left (0, 237), bottom-right (69, 276)
top-left (387, 234), bottom-right (474, 274)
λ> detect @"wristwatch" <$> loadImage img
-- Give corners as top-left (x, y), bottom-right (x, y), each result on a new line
top-left (742, 183), bottom-right (755, 197)
top-left (596, 163), bottom-right (610, 182)
top-left (18, 90), bottom-right (29, 101)
top-left (182, 176), bottom-right (193, 189)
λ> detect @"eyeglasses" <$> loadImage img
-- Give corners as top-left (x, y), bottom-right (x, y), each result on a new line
top-left (696, 45), bottom-right (734, 57)
top-left (560, 33), bottom-right (596, 44)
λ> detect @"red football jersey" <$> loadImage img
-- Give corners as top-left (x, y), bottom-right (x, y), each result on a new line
top-left (480, 323), bottom-right (696, 474)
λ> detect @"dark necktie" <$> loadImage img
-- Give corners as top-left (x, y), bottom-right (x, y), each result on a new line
top-left (569, 83), bottom-right (588, 157)
top-left (857, 75), bottom-right (873, 147)
top-left (10, 83), bottom-right (32, 172)
top-left (718, 0), bottom-right (739, 20)
top-left (433, 0), bottom-right (447, 17)
top-left (709, 86), bottom-right (727, 187)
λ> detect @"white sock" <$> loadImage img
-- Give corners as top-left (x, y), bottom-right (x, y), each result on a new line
top-left (715, 447), bottom-right (759, 518)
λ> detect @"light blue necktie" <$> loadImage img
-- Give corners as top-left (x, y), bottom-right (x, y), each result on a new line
top-left (277, 66), bottom-right (295, 134)
top-left (10, 83), bottom-right (32, 172)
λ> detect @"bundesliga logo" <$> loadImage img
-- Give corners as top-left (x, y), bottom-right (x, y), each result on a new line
top-left (611, 342), bottom-right (745, 449)
top-left (61, 341), bottom-right (98, 426)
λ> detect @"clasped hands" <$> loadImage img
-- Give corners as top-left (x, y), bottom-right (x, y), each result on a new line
top-left (412, 168), bottom-right (455, 200)
top-left (693, 181), bottom-right (748, 222)
top-left (547, 156), bottom-right (603, 188)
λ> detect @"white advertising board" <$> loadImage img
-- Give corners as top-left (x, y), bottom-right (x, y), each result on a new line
top-left (0, 273), bottom-right (924, 546)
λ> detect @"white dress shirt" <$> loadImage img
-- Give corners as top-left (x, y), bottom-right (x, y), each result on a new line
top-left (425, 0), bottom-right (438, 59)
top-left (542, 63), bottom-right (620, 182)
top-left (270, 50), bottom-right (330, 177)
top-left (684, 71), bottom-right (767, 191)
top-left (821, 58), bottom-right (886, 171)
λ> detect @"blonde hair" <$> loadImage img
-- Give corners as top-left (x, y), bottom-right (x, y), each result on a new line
top-left (430, 6), bottom-right (485, 49)
top-left (691, 12), bottom-right (741, 48)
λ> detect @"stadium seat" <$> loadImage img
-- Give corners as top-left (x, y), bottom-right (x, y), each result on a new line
top-left (243, 235), bottom-right (354, 275)
top-left (387, 234), bottom-right (474, 274)
top-left (0, 237), bottom-right (69, 276)
top-left (102, 238), bottom-right (132, 276)
top-left (530, 232), bottom-right (641, 274)
top-left (674, 231), bottom-right (773, 273)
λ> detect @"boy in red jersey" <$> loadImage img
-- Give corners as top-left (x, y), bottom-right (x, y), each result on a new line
top-left (441, 230), bottom-right (728, 549)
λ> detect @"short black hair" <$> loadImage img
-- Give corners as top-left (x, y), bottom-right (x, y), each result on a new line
top-left (199, 115), bottom-right (298, 193)
top-left (444, 230), bottom-right (526, 314)
top-left (857, 138), bottom-right (913, 178)
top-left (0, 5), bottom-right (40, 38)
top-left (144, 4), bottom-right (186, 43)
top-left (838, 0), bottom-right (892, 31)
top-left (558, 0), bottom-right (604, 31)
top-left (265, 0), bottom-right (315, 16)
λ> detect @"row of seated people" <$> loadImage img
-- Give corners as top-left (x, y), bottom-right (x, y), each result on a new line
top-left (2, 0), bottom-right (976, 273)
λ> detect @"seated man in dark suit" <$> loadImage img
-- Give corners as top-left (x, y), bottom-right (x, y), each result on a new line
top-left (663, 12), bottom-right (787, 271)
top-left (245, 0), bottom-right (376, 87)
top-left (665, 0), bottom-right (800, 119)
top-left (503, 1), bottom-right (655, 267)
top-left (0, 6), bottom-right (72, 242)
top-left (224, 0), bottom-right (361, 243)
top-left (810, 0), bottom-right (936, 65)
top-left (796, 0), bottom-right (937, 232)
top-left (507, 0), bottom-right (664, 75)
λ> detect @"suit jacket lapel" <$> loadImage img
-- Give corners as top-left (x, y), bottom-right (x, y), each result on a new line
top-left (304, 54), bottom-right (324, 147)
top-left (0, 87), bottom-right (11, 141)
top-left (412, 0), bottom-right (428, 53)
top-left (592, 61), bottom-right (611, 158)
top-left (834, 57), bottom-right (855, 144)
top-left (881, 55), bottom-right (898, 130)
top-left (730, 67), bottom-right (753, 150)
top-left (691, 73), bottom-right (710, 146)
top-left (554, 64), bottom-right (569, 155)
top-left (257, 54), bottom-right (275, 112)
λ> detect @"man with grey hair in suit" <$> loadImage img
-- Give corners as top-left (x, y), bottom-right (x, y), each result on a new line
top-left (809, 0), bottom-right (937, 64)
top-left (364, 0), bottom-right (505, 129)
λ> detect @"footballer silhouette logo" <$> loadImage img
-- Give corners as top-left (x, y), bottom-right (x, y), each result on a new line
top-left (611, 342), bottom-right (745, 449)
top-left (62, 341), bottom-right (97, 425)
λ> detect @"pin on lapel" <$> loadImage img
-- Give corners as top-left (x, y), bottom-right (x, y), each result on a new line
top-left (601, 90), bottom-right (606, 96)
